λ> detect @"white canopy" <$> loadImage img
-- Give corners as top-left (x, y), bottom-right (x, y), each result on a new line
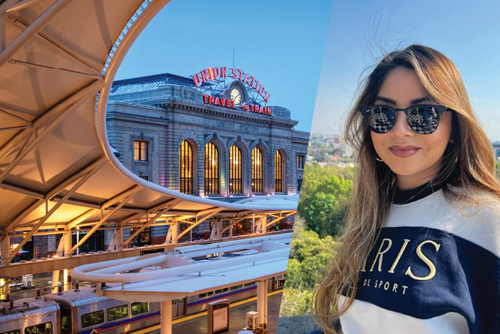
top-left (71, 233), bottom-right (291, 302)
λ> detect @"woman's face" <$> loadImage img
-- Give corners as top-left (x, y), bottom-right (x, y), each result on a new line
top-left (370, 66), bottom-right (453, 190)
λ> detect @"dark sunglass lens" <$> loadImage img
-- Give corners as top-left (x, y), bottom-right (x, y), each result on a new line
top-left (406, 106), bottom-right (440, 134)
top-left (365, 106), bottom-right (395, 133)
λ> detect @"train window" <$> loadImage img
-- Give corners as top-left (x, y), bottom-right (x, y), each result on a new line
top-left (1, 330), bottom-right (20, 334)
top-left (244, 281), bottom-right (256, 287)
top-left (230, 284), bottom-right (243, 290)
top-left (198, 292), bottom-right (207, 298)
top-left (215, 289), bottom-right (222, 294)
top-left (25, 322), bottom-right (52, 334)
top-left (223, 288), bottom-right (229, 292)
top-left (107, 304), bottom-right (129, 322)
top-left (131, 302), bottom-right (150, 315)
top-left (172, 300), bottom-right (177, 305)
top-left (60, 307), bottom-right (72, 334)
top-left (81, 310), bottom-right (104, 328)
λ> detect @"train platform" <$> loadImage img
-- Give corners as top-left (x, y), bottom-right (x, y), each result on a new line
top-left (133, 291), bottom-right (283, 334)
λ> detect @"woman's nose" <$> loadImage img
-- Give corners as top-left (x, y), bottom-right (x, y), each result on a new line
top-left (390, 110), bottom-right (414, 136)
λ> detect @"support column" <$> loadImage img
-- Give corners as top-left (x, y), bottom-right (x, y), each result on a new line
top-left (63, 269), bottom-right (70, 291)
top-left (257, 279), bottom-right (269, 330)
top-left (216, 219), bottom-right (222, 240)
top-left (0, 277), bottom-right (10, 301)
top-left (116, 226), bottom-right (123, 251)
top-left (1, 233), bottom-right (10, 266)
top-left (171, 221), bottom-right (178, 245)
top-left (160, 300), bottom-right (172, 334)
top-left (64, 228), bottom-right (72, 257)
top-left (52, 270), bottom-right (60, 292)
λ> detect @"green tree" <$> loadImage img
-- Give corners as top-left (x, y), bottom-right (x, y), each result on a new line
top-left (298, 171), bottom-right (352, 238)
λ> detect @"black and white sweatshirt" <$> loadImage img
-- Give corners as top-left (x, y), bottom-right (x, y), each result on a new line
top-left (338, 186), bottom-right (500, 334)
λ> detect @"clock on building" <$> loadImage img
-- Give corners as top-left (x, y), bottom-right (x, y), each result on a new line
top-left (229, 83), bottom-right (246, 106)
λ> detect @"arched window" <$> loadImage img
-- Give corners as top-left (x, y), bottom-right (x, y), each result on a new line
top-left (275, 150), bottom-right (283, 193)
top-left (179, 140), bottom-right (193, 194)
top-left (204, 143), bottom-right (219, 195)
top-left (252, 147), bottom-right (263, 193)
top-left (229, 145), bottom-right (242, 194)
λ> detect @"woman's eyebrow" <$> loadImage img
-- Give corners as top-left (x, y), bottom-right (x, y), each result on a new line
top-left (374, 96), bottom-right (396, 104)
top-left (410, 97), bottom-right (430, 104)
top-left (374, 96), bottom-right (430, 105)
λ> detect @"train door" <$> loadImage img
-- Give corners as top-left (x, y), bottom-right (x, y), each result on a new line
top-left (60, 306), bottom-right (73, 334)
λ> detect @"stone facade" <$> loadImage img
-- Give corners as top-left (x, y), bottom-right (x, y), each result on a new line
top-left (106, 73), bottom-right (310, 201)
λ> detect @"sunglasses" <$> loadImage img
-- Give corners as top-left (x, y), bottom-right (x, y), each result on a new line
top-left (358, 104), bottom-right (453, 134)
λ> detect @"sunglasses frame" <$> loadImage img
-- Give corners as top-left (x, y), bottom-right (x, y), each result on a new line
top-left (358, 104), bottom-right (452, 134)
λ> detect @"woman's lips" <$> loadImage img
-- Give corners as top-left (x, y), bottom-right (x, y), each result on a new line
top-left (389, 145), bottom-right (421, 157)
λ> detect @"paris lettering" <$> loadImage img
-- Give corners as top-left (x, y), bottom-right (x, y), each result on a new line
top-left (359, 238), bottom-right (441, 295)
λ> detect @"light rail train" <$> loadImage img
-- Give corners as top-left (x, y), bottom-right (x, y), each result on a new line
top-left (0, 275), bottom-right (285, 334)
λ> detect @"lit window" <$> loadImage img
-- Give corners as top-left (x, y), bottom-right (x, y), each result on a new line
top-left (134, 141), bottom-right (148, 161)
top-left (230, 145), bottom-right (242, 194)
top-left (179, 140), bottom-right (193, 194)
top-left (131, 302), bottom-right (150, 316)
top-left (252, 147), bottom-right (263, 193)
top-left (204, 143), bottom-right (219, 195)
top-left (25, 323), bottom-right (52, 334)
top-left (81, 310), bottom-right (104, 328)
top-left (108, 304), bottom-right (128, 322)
top-left (275, 151), bottom-right (283, 193)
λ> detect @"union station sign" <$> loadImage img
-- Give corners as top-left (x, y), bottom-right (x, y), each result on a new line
top-left (191, 67), bottom-right (272, 116)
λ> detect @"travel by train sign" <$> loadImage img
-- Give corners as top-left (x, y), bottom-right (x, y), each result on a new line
top-left (202, 94), bottom-right (272, 115)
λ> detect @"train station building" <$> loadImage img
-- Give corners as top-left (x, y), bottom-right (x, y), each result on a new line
top-left (106, 66), bottom-right (309, 199)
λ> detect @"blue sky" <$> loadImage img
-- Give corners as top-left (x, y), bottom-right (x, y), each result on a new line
top-left (313, 0), bottom-right (500, 141)
top-left (115, 0), bottom-right (333, 132)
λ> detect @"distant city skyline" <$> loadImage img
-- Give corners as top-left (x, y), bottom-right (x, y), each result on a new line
top-left (114, 0), bottom-right (333, 132)
top-left (312, 0), bottom-right (500, 141)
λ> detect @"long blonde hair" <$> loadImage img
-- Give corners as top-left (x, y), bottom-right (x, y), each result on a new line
top-left (313, 44), bottom-right (500, 333)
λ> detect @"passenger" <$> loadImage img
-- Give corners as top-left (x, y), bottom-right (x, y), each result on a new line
top-left (312, 45), bottom-right (500, 334)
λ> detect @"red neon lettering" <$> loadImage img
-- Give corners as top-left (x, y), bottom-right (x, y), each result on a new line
top-left (267, 107), bottom-right (271, 115)
top-left (221, 67), bottom-right (228, 78)
top-left (214, 67), bottom-right (220, 79)
top-left (255, 105), bottom-right (260, 113)
top-left (243, 74), bottom-right (252, 85)
top-left (258, 86), bottom-right (265, 95)
top-left (252, 79), bottom-right (259, 90)
top-left (203, 94), bottom-right (208, 103)
top-left (263, 93), bottom-right (270, 103)
top-left (232, 100), bottom-right (236, 109)
top-left (237, 69), bottom-right (243, 81)
top-left (209, 96), bottom-right (214, 104)
top-left (193, 74), bottom-right (202, 87)
top-left (215, 97), bottom-right (221, 105)
top-left (208, 68), bottom-right (214, 80)
top-left (201, 69), bottom-right (210, 83)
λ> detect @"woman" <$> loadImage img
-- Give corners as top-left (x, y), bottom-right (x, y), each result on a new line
top-left (312, 45), bottom-right (500, 334)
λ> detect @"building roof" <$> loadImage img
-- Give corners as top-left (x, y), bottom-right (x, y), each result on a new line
top-left (110, 72), bottom-right (207, 95)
